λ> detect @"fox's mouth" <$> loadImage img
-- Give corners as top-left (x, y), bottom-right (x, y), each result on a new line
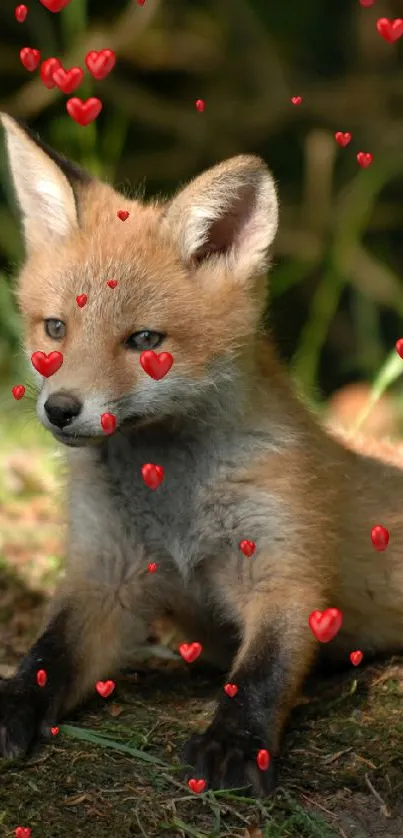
top-left (51, 429), bottom-right (103, 448)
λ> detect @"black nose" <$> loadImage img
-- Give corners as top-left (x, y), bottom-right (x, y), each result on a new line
top-left (44, 391), bottom-right (82, 429)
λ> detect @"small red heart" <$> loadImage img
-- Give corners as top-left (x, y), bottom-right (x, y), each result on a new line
top-left (256, 749), bottom-right (270, 771)
top-left (117, 210), bottom-right (130, 221)
top-left (52, 65), bottom-right (84, 94)
top-left (376, 18), bottom-right (403, 43)
top-left (107, 279), bottom-right (118, 289)
top-left (95, 680), bottom-right (115, 698)
top-left (335, 131), bottom-right (352, 147)
top-left (15, 5), bottom-right (28, 22)
top-left (195, 99), bottom-right (205, 112)
top-left (12, 384), bottom-right (26, 400)
top-left (76, 294), bottom-right (88, 308)
top-left (39, 0), bottom-right (72, 10)
top-left (20, 48), bottom-right (41, 72)
top-left (40, 57), bottom-right (61, 88)
top-left (36, 669), bottom-right (48, 687)
top-left (359, 0), bottom-right (375, 6)
top-left (188, 778), bottom-right (206, 793)
top-left (148, 562), bottom-right (158, 573)
top-left (291, 96), bottom-right (302, 105)
top-left (396, 338), bottom-right (403, 359)
top-left (31, 351), bottom-right (63, 378)
top-left (141, 463), bottom-right (164, 490)
top-left (51, 726), bottom-right (59, 736)
top-left (138, 0), bottom-right (146, 5)
top-left (101, 413), bottom-right (117, 435)
top-left (224, 683), bottom-right (238, 698)
top-left (239, 539), bottom-right (256, 557)
top-left (140, 350), bottom-right (174, 381)
top-left (371, 525), bottom-right (389, 551)
top-left (350, 650), bottom-right (363, 667)
top-left (66, 97), bottom-right (102, 126)
top-left (357, 152), bottom-right (373, 168)
top-left (15, 828), bottom-right (31, 838)
top-left (308, 608), bottom-right (343, 643)
top-left (179, 642), bottom-right (202, 663)
top-left (85, 49), bottom-right (116, 80)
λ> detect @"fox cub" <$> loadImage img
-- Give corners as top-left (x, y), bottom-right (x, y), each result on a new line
top-left (1, 112), bottom-right (403, 796)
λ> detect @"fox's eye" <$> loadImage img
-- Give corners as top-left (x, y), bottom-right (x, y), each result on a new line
top-left (44, 318), bottom-right (66, 340)
top-left (125, 330), bottom-right (165, 351)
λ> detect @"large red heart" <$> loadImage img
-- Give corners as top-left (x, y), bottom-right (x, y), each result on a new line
top-left (15, 828), bottom-right (32, 838)
top-left (20, 48), bottom-right (41, 72)
top-left (188, 778), bottom-right (206, 794)
top-left (31, 351), bottom-right (63, 378)
top-left (66, 97), bottom-right (102, 126)
top-left (140, 350), bottom-right (174, 380)
top-left (85, 50), bottom-right (116, 80)
top-left (39, 0), bottom-right (72, 11)
top-left (308, 608), bottom-right (343, 643)
top-left (52, 66), bottom-right (84, 94)
top-left (376, 18), bottom-right (403, 43)
top-left (95, 680), bottom-right (115, 698)
top-left (141, 463), bottom-right (164, 490)
top-left (179, 642), bottom-right (202, 663)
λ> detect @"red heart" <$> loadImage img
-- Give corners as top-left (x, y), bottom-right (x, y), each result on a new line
top-left (15, 5), bottom-right (28, 22)
top-left (138, 0), bottom-right (146, 4)
top-left (148, 562), bottom-right (158, 573)
top-left (31, 351), bottom-right (63, 378)
top-left (239, 539), bottom-right (256, 557)
top-left (308, 608), bottom-right (343, 643)
top-left (20, 48), bottom-right (41, 72)
top-left (188, 778), bottom-right (206, 794)
top-left (256, 749), bottom-right (270, 771)
top-left (224, 683), bottom-right (238, 698)
top-left (359, 0), bottom-right (375, 6)
top-left (12, 385), bottom-right (26, 400)
top-left (52, 66), bottom-right (84, 94)
top-left (76, 294), bottom-right (88, 308)
top-left (396, 338), bottom-right (403, 359)
top-left (66, 97), bottom-right (102, 126)
top-left (291, 96), bottom-right (302, 105)
top-left (51, 726), bottom-right (59, 736)
top-left (101, 413), bottom-right (117, 435)
top-left (357, 151), bottom-right (373, 168)
top-left (350, 650), bottom-right (363, 667)
top-left (179, 642), bottom-right (202, 663)
top-left (39, 0), bottom-right (72, 10)
top-left (376, 18), bottom-right (403, 43)
top-left (117, 210), bottom-right (130, 221)
top-left (140, 350), bottom-right (174, 381)
top-left (15, 828), bottom-right (31, 838)
top-left (85, 49), bottom-right (116, 80)
top-left (36, 669), bottom-right (48, 687)
top-left (40, 57), bottom-right (61, 89)
top-left (95, 680), bottom-right (115, 698)
top-left (195, 99), bottom-right (205, 112)
top-left (371, 525), bottom-right (389, 551)
top-left (335, 131), bottom-right (352, 147)
top-left (141, 463), bottom-right (164, 490)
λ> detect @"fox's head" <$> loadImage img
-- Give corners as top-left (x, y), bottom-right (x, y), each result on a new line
top-left (1, 113), bottom-right (278, 446)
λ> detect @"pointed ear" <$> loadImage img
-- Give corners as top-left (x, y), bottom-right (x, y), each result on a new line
top-left (0, 112), bottom-right (91, 252)
top-left (161, 155), bottom-right (278, 282)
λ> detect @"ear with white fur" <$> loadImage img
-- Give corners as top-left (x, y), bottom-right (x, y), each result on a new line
top-left (0, 112), bottom-right (90, 252)
top-left (161, 154), bottom-right (278, 282)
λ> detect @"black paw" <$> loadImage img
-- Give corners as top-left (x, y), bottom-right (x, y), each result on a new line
top-left (182, 724), bottom-right (277, 797)
top-left (0, 677), bottom-right (53, 759)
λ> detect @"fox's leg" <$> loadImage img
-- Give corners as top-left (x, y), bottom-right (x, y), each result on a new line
top-left (0, 567), bottom-right (155, 759)
top-left (183, 576), bottom-right (326, 796)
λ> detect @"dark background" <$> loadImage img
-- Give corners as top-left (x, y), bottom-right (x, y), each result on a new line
top-left (1, 0), bottom-right (403, 407)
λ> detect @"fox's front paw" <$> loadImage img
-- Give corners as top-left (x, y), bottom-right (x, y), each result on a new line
top-left (0, 678), bottom-right (52, 759)
top-left (182, 723), bottom-right (277, 797)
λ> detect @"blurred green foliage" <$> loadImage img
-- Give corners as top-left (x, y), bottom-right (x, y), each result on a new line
top-left (0, 0), bottom-right (403, 402)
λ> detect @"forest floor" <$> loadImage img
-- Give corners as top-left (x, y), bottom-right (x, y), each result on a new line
top-left (1, 401), bottom-right (403, 838)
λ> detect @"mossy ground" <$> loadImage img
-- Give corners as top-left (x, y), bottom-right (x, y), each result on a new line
top-left (1, 402), bottom-right (403, 838)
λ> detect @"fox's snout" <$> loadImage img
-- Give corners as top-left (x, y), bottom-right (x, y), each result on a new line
top-left (44, 390), bottom-right (82, 429)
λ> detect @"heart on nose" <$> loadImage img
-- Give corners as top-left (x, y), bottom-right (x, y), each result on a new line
top-left (308, 608), bottom-right (343, 643)
top-left (179, 642), bottom-right (202, 663)
top-left (188, 778), bottom-right (206, 793)
top-left (141, 463), bottom-right (164, 490)
top-left (95, 680), bottom-right (115, 698)
top-left (140, 350), bottom-right (174, 380)
top-left (31, 351), bottom-right (63, 378)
